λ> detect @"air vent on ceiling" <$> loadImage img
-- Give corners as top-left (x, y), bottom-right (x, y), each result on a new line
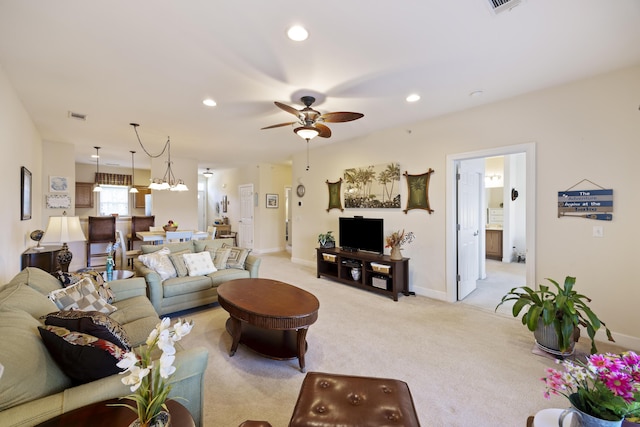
top-left (487, 0), bottom-right (523, 14)
top-left (68, 111), bottom-right (87, 121)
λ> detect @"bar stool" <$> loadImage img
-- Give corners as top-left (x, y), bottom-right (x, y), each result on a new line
top-left (128, 215), bottom-right (155, 250)
top-left (86, 216), bottom-right (116, 268)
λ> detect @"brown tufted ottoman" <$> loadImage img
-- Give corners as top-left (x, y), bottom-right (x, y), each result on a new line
top-left (288, 372), bottom-right (421, 427)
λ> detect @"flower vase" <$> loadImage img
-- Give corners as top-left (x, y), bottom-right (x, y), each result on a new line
top-left (129, 411), bottom-right (171, 427)
top-left (106, 256), bottom-right (114, 281)
top-left (559, 395), bottom-right (623, 427)
top-left (389, 245), bottom-right (402, 260)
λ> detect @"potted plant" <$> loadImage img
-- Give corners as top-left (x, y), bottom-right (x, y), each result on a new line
top-left (542, 351), bottom-right (640, 425)
top-left (318, 231), bottom-right (335, 248)
top-left (495, 276), bottom-right (614, 355)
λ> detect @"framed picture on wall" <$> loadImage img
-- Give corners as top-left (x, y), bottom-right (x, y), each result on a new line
top-left (21, 166), bottom-right (32, 220)
top-left (49, 176), bottom-right (69, 192)
top-left (266, 193), bottom-right (278, 208)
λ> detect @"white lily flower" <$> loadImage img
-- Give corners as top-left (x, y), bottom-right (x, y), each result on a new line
top-left (116, 352), bottom-right (139, 372)
top-left (145, 327), bottom-right (158, 347)
top-left (156, 317), bottom-right (171, 333)
top-left (159, 353), bottom-right (176, 378)
top-left (172, 319), bottom-right (194, 341)
top-left (121, 365), bottom-right (150, 392)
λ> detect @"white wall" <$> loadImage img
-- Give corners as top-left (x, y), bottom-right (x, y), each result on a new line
top-left (0, 64), bottom-right (44, 283)
top-left (291, 63), bottom-right (640, 349)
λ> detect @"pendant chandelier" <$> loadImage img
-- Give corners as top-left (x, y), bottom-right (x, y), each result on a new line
top-left (129, 150), bottom-right (139, 193)
top-left (92, 146), bottom-right (102, 192)
top-left (130, 123), bottom-right (188, 192)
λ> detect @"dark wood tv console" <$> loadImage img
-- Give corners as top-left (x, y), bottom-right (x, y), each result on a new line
top-left (316, 248), bottom-right (410, 301)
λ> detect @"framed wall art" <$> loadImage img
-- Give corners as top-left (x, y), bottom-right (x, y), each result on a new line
top-left (266, 193), bottom-right (279, 208)
top-left (343, 162), bottom-right (401, 208)
top-left (403, 169), bottom-right (434, 214)
top-left (49, 176), bottom-right (69, 192)
top-left (222, 195), bottom-right (228, 213)
top-left (46, 194), bottom-right (72, 209)
top-left (21, 166), bottom-right (32, 220)
top-left (326, 178), bottom-right (344, 212)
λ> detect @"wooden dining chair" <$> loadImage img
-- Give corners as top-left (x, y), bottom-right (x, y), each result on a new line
top-left (86, 216), bottom-right (116, 267)
top-left (117, 230), bottom-right (141, 269)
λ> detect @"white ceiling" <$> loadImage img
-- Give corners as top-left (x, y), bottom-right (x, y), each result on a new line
top-left (1, 0), bottom-right (639, 172)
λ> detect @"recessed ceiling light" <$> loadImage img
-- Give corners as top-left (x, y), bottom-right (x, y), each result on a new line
top-left (287, 25), bottom-right (308, 42)
top-left (202, 98), bottom-right (217, 107)
top-left (406, 94), bottom-right (421, 103)
top-left (469, 90), bottom-right (484, 98)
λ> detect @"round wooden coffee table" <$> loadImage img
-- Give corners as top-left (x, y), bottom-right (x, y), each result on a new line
top-left (34, 398), bottom-right (194, 426)
top-left (217, 278), bottom-right (320, 372)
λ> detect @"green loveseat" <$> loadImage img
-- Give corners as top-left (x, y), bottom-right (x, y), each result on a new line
top-left (133, 238), bottom-right (261, 315)
top-left (0, 267), bottom-right (209, 427)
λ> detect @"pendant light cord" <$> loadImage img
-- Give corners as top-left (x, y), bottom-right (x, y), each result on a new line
top-left (130, 123), bottom-right (169, 158)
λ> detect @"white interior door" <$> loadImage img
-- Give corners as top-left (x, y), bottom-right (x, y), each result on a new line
top-left (457, 159), bottom-right (483, 300)
top-left (238, 184), bottom-right (254, 249)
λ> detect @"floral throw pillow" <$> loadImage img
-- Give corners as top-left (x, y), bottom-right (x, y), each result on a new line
top-left (47, 277), bottom-right (117, 314)
top-left (138, 247), bottom-right (177, 281)
top-left (42, 310), bottom-right (131, 350)
top-left (182, 252), bottom-right (217, 276)
top-left (38, 325), bottom-right (126, 384)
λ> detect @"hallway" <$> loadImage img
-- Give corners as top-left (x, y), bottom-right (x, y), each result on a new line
top-left (461, 259), bottom-right (526, 316)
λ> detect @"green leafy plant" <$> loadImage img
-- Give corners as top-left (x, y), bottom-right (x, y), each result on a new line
top-left (495, 276), bottom-right (614, 354)
top-left (318, 231), bottom-right (335, 247)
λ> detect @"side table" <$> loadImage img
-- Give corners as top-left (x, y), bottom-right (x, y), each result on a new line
top-left (35, 398), bottom-right (194, 427)
top-left (21, 246), bottom-right (63, 273)
top-left (101, 269), bottom-right (135, 281)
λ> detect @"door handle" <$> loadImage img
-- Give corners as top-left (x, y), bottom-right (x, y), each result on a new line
top-left (473, 231), bottom-right (479, 236)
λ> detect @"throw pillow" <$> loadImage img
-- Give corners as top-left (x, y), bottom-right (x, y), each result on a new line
top-left (168, 249), bottom-right (194, 278)
top-left (54, 269), bottom-right (115, 303)
top-left (47, 277), bottom-right (117, 314)
top-left (38, 325), bottom-right (126, 384)
top-left (223, 244), bottom-right (252, 269)
top-left (204, 246), bottom-right (232, 270)
top-left (182, 252), bottom-right (217, 276)
top-left (138, 247), bottom-right (177, 281)
top-left (43, 310), bottom-right (131, 350)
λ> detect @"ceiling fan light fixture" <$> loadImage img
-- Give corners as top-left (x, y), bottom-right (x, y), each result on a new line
top-left (287, 25), bottom-right (308, 42)
top-left (203, 168), bottom-right (213, 178)
top-left (295, 126), bottom-right (319, 140)
top-left (202, 98), bottom-right (217, 107)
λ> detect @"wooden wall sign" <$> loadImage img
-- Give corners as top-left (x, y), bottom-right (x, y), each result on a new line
top-left (558, 189), bottom-right (613, 220)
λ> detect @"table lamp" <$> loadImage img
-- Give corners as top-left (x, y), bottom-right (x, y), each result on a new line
top-left (41, 212), bottom-right (86, 272)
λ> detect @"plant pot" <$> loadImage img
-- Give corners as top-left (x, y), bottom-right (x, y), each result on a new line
top-left (534, 321), bottom-right (577, 356)
top-left (559, 394), bottom-right (623, 427)
top-left (163, 225), bottom-right (178, 232)
top-left (320, 242), bottom-right (335, 249)
top-left (389, 246), bottom-right (402, 260)
top-left (128, 411), bottom-right (171, 427)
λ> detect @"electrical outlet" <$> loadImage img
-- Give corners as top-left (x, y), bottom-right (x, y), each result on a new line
top-left (593, 226), bottom-right (603, 238)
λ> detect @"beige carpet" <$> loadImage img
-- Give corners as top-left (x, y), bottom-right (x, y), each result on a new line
top-left (176, 252), bottom-right (625, 427)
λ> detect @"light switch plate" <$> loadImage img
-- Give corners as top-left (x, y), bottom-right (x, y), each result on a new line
top-left (593, 226), bottom-right (603, 238)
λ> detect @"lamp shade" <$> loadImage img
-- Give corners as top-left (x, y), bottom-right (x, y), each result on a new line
top-left (41, 216), bottom-right (86, 244)
top-left (294, 126), bottom-right (319, 140)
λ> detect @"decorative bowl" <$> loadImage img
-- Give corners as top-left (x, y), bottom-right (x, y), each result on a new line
top-left (163, 225), bottom-right (178, 232)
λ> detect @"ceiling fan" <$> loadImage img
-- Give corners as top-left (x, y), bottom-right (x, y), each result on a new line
top-left (261, 95), bottom-right (364, 141)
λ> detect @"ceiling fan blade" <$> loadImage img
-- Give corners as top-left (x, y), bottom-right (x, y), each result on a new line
top-left (275, 101), bottom-right (302, 118)
top-left (320, 111), bottom-right (364, 123)
top-left (316, 123), bottom-right (332, 138)
top-left (261, 122), bottom-right (296, 130)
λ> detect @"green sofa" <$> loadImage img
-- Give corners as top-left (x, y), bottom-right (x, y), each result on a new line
top-left (0, 267), bottom-right (209, 427)
top-left (133, 238), bottom-right (261, 315)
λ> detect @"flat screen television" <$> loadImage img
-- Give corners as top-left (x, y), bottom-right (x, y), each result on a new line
top-left (339, 217), bottom-right (384, 254)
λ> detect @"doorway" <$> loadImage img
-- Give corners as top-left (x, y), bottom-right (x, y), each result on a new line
top-left (445, 143), bottom-right (536, 307)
